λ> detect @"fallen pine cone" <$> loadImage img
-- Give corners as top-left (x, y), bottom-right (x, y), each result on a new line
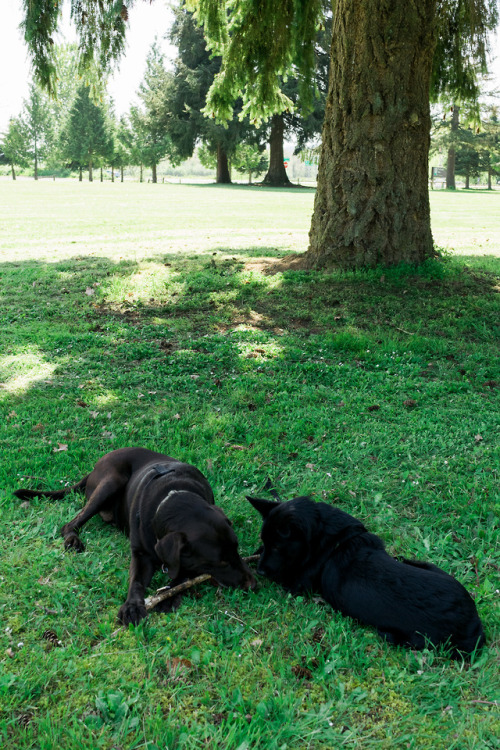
top-left (42, 630), bottom-right (62, 648)
top-left (403, 399), bottom-right (417, 408)
top-left (17, 712), bottom-right (34, 728)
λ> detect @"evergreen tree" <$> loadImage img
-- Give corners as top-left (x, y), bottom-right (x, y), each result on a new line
top-left (0, 117), bottom-right (30, 180)
top-left (61, 85), bottom-right (113, 181)
top-left (477, 106), bottom-right (500, 189)
top-left (232, 143), bottom-right (268, 184)
top-left (162, 5), bottom-right (253, 184)
top-left (455, 139), bottom-right (481, 188)
top-left (21, 83), bottom-right (53, 179)
top-left (130, 43), bottom-right (173, 183)
top-left (44, 44), bottom-right (84, 170)
top-left (261, 4), bottom-right (332, 187)
top-left (111, 115), bottom-right (133, 182)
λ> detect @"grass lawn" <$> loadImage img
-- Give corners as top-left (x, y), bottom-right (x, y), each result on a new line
top-left (0, 180), bottom-right (499, 749)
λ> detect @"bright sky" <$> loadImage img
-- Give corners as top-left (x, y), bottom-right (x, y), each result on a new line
top-left (0, 1), bottom-right (175, 132)
top-left (1, 2), bottom-right (499, 134)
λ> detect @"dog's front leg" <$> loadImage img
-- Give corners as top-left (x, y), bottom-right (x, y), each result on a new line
top-left (118, 551), bottom-right (156, 626)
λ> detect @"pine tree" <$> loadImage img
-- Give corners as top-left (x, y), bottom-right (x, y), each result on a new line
top-left (477, 106), bottom-right (500, 189)
top-left (21, 83), bottom-right (53, 179)
top-left (132, 42), bottom-right (173, 183)
top-left (162, 5), bottom-right (254, 184)
top-left (61, 85), bottom-right (113, 181)
top-left (232, 143), bottom-right (268, 184)
top-left (0, 117), bottom-right (30, 180)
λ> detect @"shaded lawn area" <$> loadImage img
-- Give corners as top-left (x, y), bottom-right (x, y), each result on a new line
top-left (0, 181), bottom-right (499, 749)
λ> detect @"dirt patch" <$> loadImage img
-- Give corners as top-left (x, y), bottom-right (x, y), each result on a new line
top-left (245, 254), bottom-right (308, 274)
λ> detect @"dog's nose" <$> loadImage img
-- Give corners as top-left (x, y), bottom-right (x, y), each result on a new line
top-left (243, 573), bottom-right (257, 591)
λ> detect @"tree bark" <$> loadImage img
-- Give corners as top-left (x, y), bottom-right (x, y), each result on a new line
top-left (79, 166), bottom-right (83, 182)
top-left (216, 144), bottom-right (232, 184)
top-left (465, 173), bottom-right (470, 189)
top-left (262, 114), bottom-right (292, 187)
top-left (11, 164), bottom-right (16, 180)
top-left (446, 105), bottom-right (459, 189)
top-left (306, 0), bottom-right (438, 269)
top-left (121, 166), bottom-right (124, 182)
top-left (89, 158), bottom-right (93, 182)
top-left (152, 162), bottom-right (157, 183)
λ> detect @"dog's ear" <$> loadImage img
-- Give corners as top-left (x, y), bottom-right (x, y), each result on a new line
top-left (155, 532), bottom-right (186, 579)
top-left (246, 496), bottom-right (280, 518)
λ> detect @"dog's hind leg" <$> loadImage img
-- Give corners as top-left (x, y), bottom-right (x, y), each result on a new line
top-left (60, 473), bottom-right (125, 552)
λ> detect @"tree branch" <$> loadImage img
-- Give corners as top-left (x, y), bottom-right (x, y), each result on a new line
top-left (145, 554), bottom-right (260, 611)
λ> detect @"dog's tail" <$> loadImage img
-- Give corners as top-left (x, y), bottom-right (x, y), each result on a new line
top-left (14, 475), bottom-right (89, 501)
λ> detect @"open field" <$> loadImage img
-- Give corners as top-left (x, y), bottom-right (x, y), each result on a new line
top-left (0, 181), bottom-right (499, 749)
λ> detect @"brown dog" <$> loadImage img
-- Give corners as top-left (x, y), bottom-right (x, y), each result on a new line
top-left (14, 447), bottom-right (255, 624)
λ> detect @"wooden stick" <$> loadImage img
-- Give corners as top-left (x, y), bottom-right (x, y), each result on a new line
top-left (144, 554), bottom-right (260, 611)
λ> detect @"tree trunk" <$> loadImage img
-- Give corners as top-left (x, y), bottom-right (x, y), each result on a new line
top-left (446, 104), bottom-right (459, 189)
top-left (216, 144), bottom-right (232, 184)
top-left (100, 167), bottom-right (104, 182)
top-left (465, 172), bottom-right (470, 189)
top-left (11, 164), bottom-right (16, 180)
top-left (34, 137), bottom-right (38, 181)
top-left (121, 166), bottom-right (124, 182)
top-left (152, 162), bottom-right (157, 183)
top-left (140, 164), bottom-right (143, 183)
top-left (79, 166), bottom-right (83, 182)
top-left (248, 171), bottom-right (253, 184)
top-left (89, 159), bottom-right (93, 182)
top-left (487, 168), bottom-right (492, 190)
top-left (262, 114), bottom-right (292, 186)
top-left (306, 0), bottom-right (438, 269)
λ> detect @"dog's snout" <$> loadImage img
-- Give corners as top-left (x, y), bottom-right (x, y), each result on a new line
top-left (244, 573), bottom-right (257, 591)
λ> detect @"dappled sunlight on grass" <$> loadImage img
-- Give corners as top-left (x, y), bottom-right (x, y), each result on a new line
top-left (93, 392), bottom-right (120, 409)
top-left (0, 349), bottom-right (57, 395)
top-left (236, 340), bottom-right (285, 360)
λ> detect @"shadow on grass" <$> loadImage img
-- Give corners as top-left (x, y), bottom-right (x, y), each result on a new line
top-left (6, 247), bottom-right (500, 364)
top-left (1, 250), bottom-right (499, 361)
top-left (0, 249), bottom-right (498, 420)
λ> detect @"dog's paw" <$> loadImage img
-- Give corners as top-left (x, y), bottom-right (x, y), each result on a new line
top-left (118, 601), bottom-right (147, 626)
top-left (153, 593), bottom-right (185, 614)
top-left (63, 532), bottom-right (85, 552)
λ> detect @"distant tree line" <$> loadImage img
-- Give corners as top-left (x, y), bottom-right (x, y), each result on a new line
top-left (0, 5), bottom-right (330, 185)
top-left (431, 103), bottom-right (500, 189)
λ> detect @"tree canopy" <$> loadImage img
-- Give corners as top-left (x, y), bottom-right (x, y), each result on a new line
top-left (23, 1), bottom-right (498, 119)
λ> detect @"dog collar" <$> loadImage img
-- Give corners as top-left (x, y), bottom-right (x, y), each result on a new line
top-left (156, 488), bottom-right (199, 515)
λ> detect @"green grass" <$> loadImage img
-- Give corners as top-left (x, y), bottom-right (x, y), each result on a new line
top-left (0, 180), bottom-right (499, 749)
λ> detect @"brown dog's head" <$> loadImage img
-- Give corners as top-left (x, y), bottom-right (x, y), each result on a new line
top-left (154, 496), bottom-right (255, 591)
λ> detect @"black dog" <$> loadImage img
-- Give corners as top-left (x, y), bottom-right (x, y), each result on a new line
top-left (247, 496), bottom-right (485, 657)
top-left (14, 447), bottom-right (255, 625)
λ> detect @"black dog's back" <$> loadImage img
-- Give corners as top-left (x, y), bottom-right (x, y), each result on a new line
top-left (323, 541), bottom-right (485, 656)
top-left (248, 496), bottom-right (485, 657)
